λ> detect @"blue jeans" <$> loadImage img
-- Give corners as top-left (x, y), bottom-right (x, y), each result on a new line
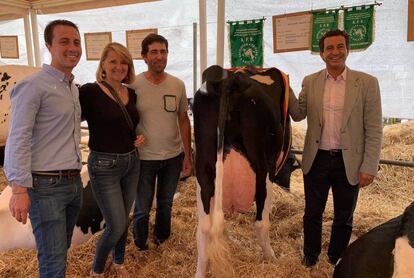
top-left (133, 152), bottom-right (184, 249)
top-left (88, 149), bottom-right (140, 273)
top-left (28, 174), bottom-right (83, 278)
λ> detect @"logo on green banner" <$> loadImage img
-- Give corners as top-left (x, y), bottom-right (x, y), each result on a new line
top-left (344, 5), bottom-right (374, 50)
top-left (229, 20), bottom-right (263, 68)
top-left (239, 41), bottom-right (258, 65)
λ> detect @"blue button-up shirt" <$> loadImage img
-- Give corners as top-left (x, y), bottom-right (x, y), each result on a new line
top-left (4, 64), bottom-right (82, 188)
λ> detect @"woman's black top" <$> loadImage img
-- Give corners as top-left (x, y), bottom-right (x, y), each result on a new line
top-left (79, 82), bottom-right (139, 153)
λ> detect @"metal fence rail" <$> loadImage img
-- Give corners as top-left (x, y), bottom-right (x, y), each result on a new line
top-left (290, 149), bottom-right (414, 168)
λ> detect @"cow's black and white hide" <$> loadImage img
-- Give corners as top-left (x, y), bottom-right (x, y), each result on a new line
top-left (0, 165), bottom-right (104, 251)
top-left (193, 65), bottom-right (291, 277)
top-left (0, 65), bottom-right (41, 166)
top-left (334, 201), bottom-right (414, 278)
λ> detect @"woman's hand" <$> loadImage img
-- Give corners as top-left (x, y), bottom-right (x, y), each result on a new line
top-left (134, 134), bottom-right (145, 148)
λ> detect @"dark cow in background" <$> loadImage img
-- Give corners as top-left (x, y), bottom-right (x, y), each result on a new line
top-left (334, 201), bottom-right (414, 278)
top-left (193, 65), bottom-right (291, 277)
top-left (274, 149), bottom-right (300, 191)
top-left (0, 165), bottom-right (104, 251)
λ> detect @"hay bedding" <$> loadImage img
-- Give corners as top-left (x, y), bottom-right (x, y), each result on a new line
top-left (0, 121), bottom-right (413, 278)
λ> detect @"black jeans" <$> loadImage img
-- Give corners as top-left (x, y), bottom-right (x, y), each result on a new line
top-left (303, 150), bottom-right (359, 261)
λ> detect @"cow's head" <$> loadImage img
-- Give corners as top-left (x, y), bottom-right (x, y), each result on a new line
top-left (399, 201), bottom-right (414, 247)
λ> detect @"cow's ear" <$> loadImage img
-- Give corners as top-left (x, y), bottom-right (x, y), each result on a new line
top-left (202, 65), bottom-right (233, 83)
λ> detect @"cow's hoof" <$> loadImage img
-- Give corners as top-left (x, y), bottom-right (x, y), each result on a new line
top-left (90, 270), bottom-right (105, 277)
top-left (302, 256), bottom-right (318, 267)
top-left (134, 241), bottom-right (149, 251)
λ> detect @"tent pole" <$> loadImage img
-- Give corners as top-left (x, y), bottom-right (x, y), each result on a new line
top-left (30, 9), bottom-right (41, 67)
top-left (216, 0), bottom-right (225, 66)
top-left (193, 22), bottom-right (198, 95)
top-left (199, 0), bottom-right (207, 80)
top-left (23, 13), bottom-right (34, 67)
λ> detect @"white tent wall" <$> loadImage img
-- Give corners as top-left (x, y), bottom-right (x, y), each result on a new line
top-left (0, 0), bottom-right (413, 119)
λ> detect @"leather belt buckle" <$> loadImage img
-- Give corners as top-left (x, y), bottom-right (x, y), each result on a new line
top-left (329, 149), bottom-right (341, 157)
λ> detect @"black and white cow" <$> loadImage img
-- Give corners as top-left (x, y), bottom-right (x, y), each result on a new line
top-left (334, 201), bottom-right (414, 278)
top-left (0, 165), bottom-right (104, 251)
top-left (0, 65), bottom-right (41, 166)
top-left (193, 65), bottom-right (291, 277)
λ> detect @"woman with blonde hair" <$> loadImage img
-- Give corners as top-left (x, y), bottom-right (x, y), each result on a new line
top-left (79, 42), bottom-right (144, 277)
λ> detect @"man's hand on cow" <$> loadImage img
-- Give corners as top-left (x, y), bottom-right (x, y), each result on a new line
top-left (181, 155), bottom-right (193, 178)
top-left (134, 134), bottom-right (145, 148)
top-left (359, 172), bottom-right (375, 188)
top-left (9, 183), bottom-right (31, 224)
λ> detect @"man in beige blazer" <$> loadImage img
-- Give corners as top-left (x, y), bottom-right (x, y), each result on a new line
top-left (289, 29), bottom-right (383, 267)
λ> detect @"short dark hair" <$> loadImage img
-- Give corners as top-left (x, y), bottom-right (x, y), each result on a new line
top-left (141, 33), bottom-right (168, 56)
top-left (44, 19), bottom-right (79, 45)
top-left (318, 29), bottom-right (350, 52)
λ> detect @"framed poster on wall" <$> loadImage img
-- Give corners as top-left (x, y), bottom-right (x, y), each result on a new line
top-left (126, 28), bottom-right (158, 59)
top-left (272, 12), bottom-right (312, 53)
top-left (84, 32), bottom-right (112, 60)
top-left (0, 36), bottom-right (19, 59)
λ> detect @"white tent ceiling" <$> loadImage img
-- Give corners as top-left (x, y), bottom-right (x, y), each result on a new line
top-left (0, 0), bottom-right (211, 87)
top-left (0, 0), bottom-right (159, 20)
top-left (0, 0), bottom-right (161, 68)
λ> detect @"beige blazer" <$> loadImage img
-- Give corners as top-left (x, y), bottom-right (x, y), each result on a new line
top-left (289, 68), bottom-right (383, 185)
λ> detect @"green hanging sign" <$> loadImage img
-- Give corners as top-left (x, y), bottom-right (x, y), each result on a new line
top-left (344, 5), bottom-right (374, 50)
top-left (229, 19), bottom-right (263, 68)
top-left (311, 10), bottom-right (339, 52)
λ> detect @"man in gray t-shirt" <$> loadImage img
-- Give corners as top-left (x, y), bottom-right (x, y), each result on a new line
top-left (131, 33), bottom-right (192, 250)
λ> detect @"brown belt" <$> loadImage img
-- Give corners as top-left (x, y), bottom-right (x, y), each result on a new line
top-left (32, 169), bottom-right (81, 177)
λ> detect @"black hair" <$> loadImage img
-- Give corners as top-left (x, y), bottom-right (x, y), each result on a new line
top-left (319, 29), bottom-right (350, 52)
top-left (44, 19), bottom-right (79, 45)
top-left (141, 33), bottom-right (168, 55)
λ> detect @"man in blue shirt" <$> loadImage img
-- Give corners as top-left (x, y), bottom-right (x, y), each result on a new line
top-left (4, 19), bottom-right (83, 278)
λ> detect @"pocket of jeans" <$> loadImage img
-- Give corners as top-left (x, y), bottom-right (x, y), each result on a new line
top-left (33, 176), bottom-right (61, 199)
top-left (93, 158), bottom-right (116, 169)
top-left (33, 176), bottom-right (60, 191)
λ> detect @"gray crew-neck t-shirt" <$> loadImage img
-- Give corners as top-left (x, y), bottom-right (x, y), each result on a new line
top-left (132, 72), bottom-right (188, 160)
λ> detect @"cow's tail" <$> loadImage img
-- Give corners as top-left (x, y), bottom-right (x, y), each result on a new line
top-left (217, 75), bottom-right (232, 151)
top-left (206, 82), bottom-right (234, 277)
top-left (206, 150), bottom-right (234, 278)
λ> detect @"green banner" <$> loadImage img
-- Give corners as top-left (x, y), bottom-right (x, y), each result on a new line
top-left (311, 10), bottom-right (339, 52)
top-left (229, 19), bottom-right (263, 67)
top-left (344, 5), bottom-right (374, 50)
